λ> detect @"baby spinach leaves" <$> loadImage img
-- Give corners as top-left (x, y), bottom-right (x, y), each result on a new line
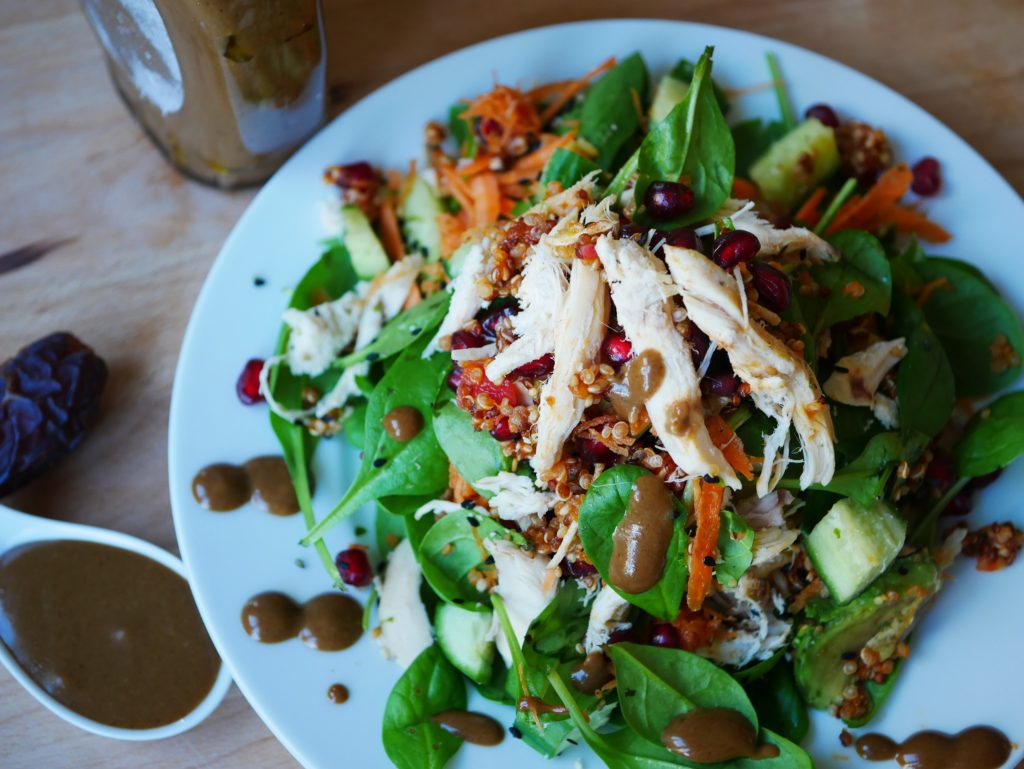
top-left (448, 103), bottom-right (477, 158)
top-left (525, 580), bottom-right (592, 662)
top-left (743, 661), bottom-right (809, 743)
top-left (418, 509), bottom-right (517, 608)
top-left (635, 47), bottom-right (734, 227)
top-left (432, 400), bottom-right (511, 495)
top-left (542, 147), bottom-right (601, 189)
top-left (579, 52), bottom-right (649, 170)
top-left (301, 335), bottom-right (451, 545)
top-left (815, 432), bottom-right (902, 504)
top-left (955, 391), bottom-right (1024, 478)
top-left (716, 510), bottom-right (754, 588)
top-left (915, 257), bottom-right (1024, 397)
top-left (335, 290), bottom-right (450, 369)
top-left (577, 464), bottom-right (688, 619)
top-left (732, 119), bottom-right (786, 179)
top-left (608, 642), bottom-right (758, 745)
top-left (381, 644), bottom-right (466, 769)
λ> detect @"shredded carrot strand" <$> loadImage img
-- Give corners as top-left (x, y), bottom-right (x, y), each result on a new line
top-left (455, 154), bottom-right (497, 177)
top-left (469, 171), bottom-right (501, 227)
top-left (705, 415), bottom-right (754, 480)
top-left (915, 276), bottom-right (951, 307)
top-left (496, 131), bottom-right (577, 186)
top-left (438, 162), bottom-right (476, 216)
top-left (877, 202), bottom-right (952, 243)
top-left (794, 186), bottom-right (827, 227)
top-left (378, 199), bottom-right (405, 261)
top-left (537, 57), bottom-right (616, 125)
top-left (463, 85), bottom-right (542, 155)
top-left (826, 164), bottom-right (912, 234)
top-left (687, 479), bottom-right (724, 611)
top-left (731, 177), bottom-right (760, 201)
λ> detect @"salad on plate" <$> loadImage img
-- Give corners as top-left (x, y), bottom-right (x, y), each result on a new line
top-left (254, 46), bottom-right (1024, 768)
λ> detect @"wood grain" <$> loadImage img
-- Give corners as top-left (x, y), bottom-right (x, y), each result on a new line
top-left (0, 0), bottom-right (1020, 766)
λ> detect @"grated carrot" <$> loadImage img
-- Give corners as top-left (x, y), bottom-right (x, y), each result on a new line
top-left (469, 171), bottom-right (501, 227)
top-left (794, 186), bottom-right (827, 227)
top-left (536, 57), bottom-right (616, 125)
top-left (705, 415), bottom-right (754, 480)
top-left (456, 154), bottom-right (498, 177)
top-left (687, 479), bottom-right (724, 611)
top-left (826, 164), bottom-right (912, 234)
top-left (437, 212), bottom-right (467, 259)
top-left (732, 177), bottom-right (761, 201)
top-left (914, 276), bottom-right (951, 307)
top-left (496, 131), bottom-right (577, 186)
top-left (438, 162), bottom-right (476, 216)
top-left (378, 199), bottom-right (405, 261)
top-left (877, 202), bottom-right (951, 243)
top-left (463, 84), bottom-right (542, 155)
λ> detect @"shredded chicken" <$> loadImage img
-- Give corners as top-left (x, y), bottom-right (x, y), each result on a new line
top-left (698, 199), bottom-right (838, 262)
top-left (426, 240), bottom-right (489, 355)
top-left (584, 583), bottom-right (632, 653)
top-left (596, 236), bottom-right (740, 488)
top-left (748, 526), bottom-right (801, 577)
top-left (735, 490), bottom-right (795, 530)
top-left (532, 258), bottom-right (609, 477)
top-left (529, 171), bottom-right (599, 217)
top-left (823, 338), bottom-right (907, 428)
top-left (700, 574), bottom-right (791, 667)
top-left (484, 539), bottom-right (557, 667)
top-left (474, 471), bottom-right (555, 529)
top-left (665, 246), bottom-right (835, 496)
top-left (376, 538), bottom-right (433, 668)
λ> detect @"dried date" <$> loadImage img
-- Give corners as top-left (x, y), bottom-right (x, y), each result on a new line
top-left (0, 332), bottom-right (107, 496)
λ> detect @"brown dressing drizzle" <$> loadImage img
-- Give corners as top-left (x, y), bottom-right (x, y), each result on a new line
top-left (608, 349), bottom-right (665, 422)
top-left (326, 683), bottom-right (349, 704)
top-left (382, 406), bottom-right (424, 442)
top-left (430, 709), bottom-right (505, 746)
top-left (854, 726), bottom-right (1012, 769)
top-left (662, 707), bottom-right (780, 763)
top-left (0, 540), bottom-right (221, 730)
top-left (609, 473), bottom-right (676, 594)
top-left (666, 399), bottom-right (695, 436)
top-left (570, 651), bottom-right (614, 695)
top-left (192, 456), bottom-right (301, 515)
top-left (240, 591), bottom-right (362, 651)
top-left (517, 696), bottom-right (568, 717)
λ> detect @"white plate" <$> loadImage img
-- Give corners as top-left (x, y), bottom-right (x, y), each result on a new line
top-left (169, 19), bottom-right (1024, 769)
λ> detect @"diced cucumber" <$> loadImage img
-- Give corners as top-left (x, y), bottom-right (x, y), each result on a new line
top-left (400, 174), bottom-right (443, 262)
top-left (445, 241), bottom-right (474, 279)
top-left (806, 498), bottom-right (907, 604)
top-left (749, 117), bottom-right (840, 208)
top-left (435, 603), bottom-right (496, 684)
top-left (339, 204), bottom-right (390, 280)
top-left (649, 75), bottom-right (689, 125)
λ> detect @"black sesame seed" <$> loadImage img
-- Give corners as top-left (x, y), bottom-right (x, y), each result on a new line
top-left (410, 327), bottom-right (422, 335)
top-left (354, 526), bottom-right (367, 536)
top-left (567, 738), bottom-right (579, 746)
top-left (703, 555), bottom-right (715, 566)
top-left (898, 566), bottom-right (909, 575)
top-left (625, 688), bottom-right (637, 697)
top-left (373, 457), bottom-right (387, 468)
top-left (467, 515), bottom-right (480, 527)
top-left (509, 726), bottom-right (522, 739)
top-left (484, 555), bottom-right (495, 565)
top-left (703, 474), bottom-right (717, 483)
top-left (840, 651), bottom-right (856, 661)
top-left (253, 276), bottom-right (266, 287)
top-left (461, 500), bottom-right (476, 510)
top-left (367, 352), bottom-right (380, 361)
top-left (453, 598), bottom-right (465, 604)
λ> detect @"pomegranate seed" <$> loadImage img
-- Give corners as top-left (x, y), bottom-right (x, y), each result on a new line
top-left (479, 304), bottom-right (518, 340)
top-left (490, 417), bottom-right (515, 441)
top-left (335, 547), bottom-right (373, 587)
top-left (608, 627), bottom-right (641, 645)
top-left (911, 157), bottom-right (942, 197)
top-left (447, 365), bottom-right (463, 392)
top-left (750, 261), bottom-right (792, 313)
top-left (619, 222), bottom-right (646, 242)
top-left (236, 358), bottom-right (265, 405)
top-left (657, 226), bottom-right (702, 254)
top-left (702, 373), bottom-right (740, 397)
top-left (450, 329), bottom-right (486, 350)
top-left (805, 103), bottom-right (839, 128)
top-left (477, 117), bottom-right (501, 139)
top-left (968, 468), bottom-right (1002, 491)
top-left (603, 332), bottom-right (633, 366)
top-left (684, 324), bottom-right (710, 368)
top-left (650, 623), bottom-right (681, 649)
top-left (576, 241), bottom-right (599, 260)
top-left (925, 454), bottom-right (956, 491)
top-left (561, 558), bottom-right (598, 579)
top-left (577, 437), bottom-right (618, 466)
top-left (943, 490), bottom-right (973, 517)
top-left (712, 230), bottom-right (761, 269)
top-left (512, 353), bottom-right (554, 379)
top-left (644, 181), bottom-right (696, 221)
top-left (330, 161), bottom-right (375, 189)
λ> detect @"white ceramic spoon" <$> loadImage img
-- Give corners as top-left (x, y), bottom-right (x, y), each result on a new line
top-left (0, 502), bottom-right (233, 740)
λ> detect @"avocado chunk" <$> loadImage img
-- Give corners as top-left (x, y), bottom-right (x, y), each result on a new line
top-left (339, 204), bottom-right (390, 280)
top-left (793, 555), bottom-right (941, 712)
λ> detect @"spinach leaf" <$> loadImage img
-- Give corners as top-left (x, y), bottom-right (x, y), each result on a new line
top-left (577, 464), bottom-right (689, 619)
top-left (269, 240), bottom-right (359, 581)
top-left (608, 642), bottom-right (757, 746)
top-left (635, 47), bottom-right (734, 228)
top-left (893, 295), bottom-right (955, 459)
top-left (830, 401), bottom-right (886, 461)
top-left (580, 52), bottom-right (649, 170)
top-left (915, 257), bottom-right (1024, 397)
top-left (799, 229), bottom-right (892, 337)
top-left (743, 661), bottom-right (809, 743)
top-left (542, 147), bottom-right (601, 189)
top-left (814, 432), bottom-right (902, 504)
top-left (381, 644), bottom-right (466, 769)
top-left (375, 496), bottom-right (436, 555)
top-left (731, 119), bottom-right (786, 179)
top-left (525, 580), bottom-right (592, 661)
top-left (335, 290), bottom-right (450, 369)
top-left (342, 399), bottom-right (368, 449)
top-left (301, 335), bottom-right (451, 545)
top-left (955, 391), bottom-right (1024, 478)
top-left (448, 102), bottom-right (477, 158)
top-left (669, 58), bottom-right (730, 115)
top-left (733, 649), bottom-right (784, 682)
top-left (716, 509), bottom-right (754, 588)
top-left (432, 400), bottom-right (511, 495)
top-left (375, 504), bottom-right (407, 556)
top-left (418, 509), bottom-right (522, 608)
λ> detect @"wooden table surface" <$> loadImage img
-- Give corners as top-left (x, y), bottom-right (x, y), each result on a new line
top-left (0, 0), bottom-right (1021, 766)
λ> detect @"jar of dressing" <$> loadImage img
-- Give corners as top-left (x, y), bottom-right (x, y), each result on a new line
top-left (81, 0), bottom-right (326, 188)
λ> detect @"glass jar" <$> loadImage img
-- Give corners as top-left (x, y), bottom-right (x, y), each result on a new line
top-left (82, 0), bottom-right (326, 188)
